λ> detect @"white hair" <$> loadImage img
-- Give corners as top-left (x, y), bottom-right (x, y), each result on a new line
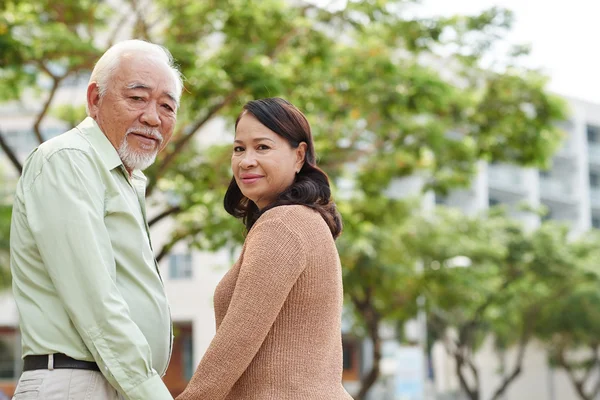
top-left (86, 39), bottom-right (183, 115)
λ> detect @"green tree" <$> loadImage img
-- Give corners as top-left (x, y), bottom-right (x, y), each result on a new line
top-left (0, 173), bottom-right (12, 289)
top-left (535, 231), bottom-right (600, 400)
top-left (406, 209), bottom-right (580, 400)
top-left (1, 0), bottom-right (569, 397)
top-left (337, 196), bottom-right (421, 399)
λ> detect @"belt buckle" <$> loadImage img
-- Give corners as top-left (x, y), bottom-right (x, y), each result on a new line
top-left (48, 354), bottom-right (54, 371)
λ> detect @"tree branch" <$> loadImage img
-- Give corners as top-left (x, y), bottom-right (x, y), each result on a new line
top-left (148, 205), bottom-right (182, 227)
top-left (459, 274), bottom-right (519, 346)
top-left (561, 356), bottom-right (590, 400)
top-left (489, 310), bottom-right (535, 400)
top-left (582, 345), bottom-right (599, 387)
top-left (0, 128), bottom-right (23, 174)
top-left (128, 0), bottom-right (153, 41)
top-left (155, 224), bottom-right (205, 263)
top-left (455, 349), bottom-right (479, 400)
top-left (147, 89), bottom-right (242, 196)
top-left (105, 11), bottom-right (132, 47)
top-left (351, 290), bottom-right (383, 400)
top-left (34, 63), bottom-right (66, 145)
top-left (147, 24), bottom-right (305, 196)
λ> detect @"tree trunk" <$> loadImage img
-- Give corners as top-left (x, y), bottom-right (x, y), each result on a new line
top-left (0, 129), bottom-right (22, 174)
top-left (455, 352), bottom-right (479, 400)
top-left (352, 297), bottom-right (382, 400)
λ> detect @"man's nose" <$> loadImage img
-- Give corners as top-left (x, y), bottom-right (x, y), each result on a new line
top-left (140, 103), bottom-right (160, 126)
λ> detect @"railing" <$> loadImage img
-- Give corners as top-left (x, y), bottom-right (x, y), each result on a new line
top-left (588, 143), bottom-right (600, 164)
top-left (590, 187), bottom-right (600, 207)
top-left (539, 177), bottom-right (573, 202)
top-left (487, 164), bottom-right (526, 193)
top-left (555, 140), bottom-right (576, 158)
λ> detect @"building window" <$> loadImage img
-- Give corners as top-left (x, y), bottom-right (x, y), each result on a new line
top-left (434, 194), bottom-right (447, 205)
top-left (590, 171), bottom-right (600, 188)
top-left (2, 129), bottom-right (36, 154)
top-left (489, 198), bottom-right (501, 207)
top-left (341, 337), bottom-right (360, 382)
top-left (593, 217), bottom-right (600, 229)
top-left (342, 342), bottom-right (354, 370)
top-left (0, 329), bottom-right (18, 379)
top-left (169, 253), bottom-right (193, 280)
top-left (587, 125), bottom-right (600, 144)
top-left (542, 206), bottom-right (553, 221)
top-left (182, 331), bottom-right (194, 381)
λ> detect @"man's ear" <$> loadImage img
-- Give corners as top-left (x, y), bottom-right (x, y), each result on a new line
top-left (87, 82), bottom-right (101, 118)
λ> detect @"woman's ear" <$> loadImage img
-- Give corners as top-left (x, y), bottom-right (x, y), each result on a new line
top-left (295, 142), bottom-right (307, 172)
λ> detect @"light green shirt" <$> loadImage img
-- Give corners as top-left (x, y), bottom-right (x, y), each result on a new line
top-left (10, 117), bottom-right (173, 400)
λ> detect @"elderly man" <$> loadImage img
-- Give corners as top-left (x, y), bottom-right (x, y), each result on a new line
top-left (10, 40), bottom-right (183, 400)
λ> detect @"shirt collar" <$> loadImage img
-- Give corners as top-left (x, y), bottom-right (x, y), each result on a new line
top-left (75, 117), bottom-right (147, 182)
top-left (76, 117), bottom-right (122, 171)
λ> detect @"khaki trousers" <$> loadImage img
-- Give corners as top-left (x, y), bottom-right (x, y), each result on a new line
top-left (12, 369), bottom-right (123, 400)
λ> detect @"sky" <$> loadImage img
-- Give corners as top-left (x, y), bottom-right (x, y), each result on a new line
top-left (310, 0), bottom-right (599, 104)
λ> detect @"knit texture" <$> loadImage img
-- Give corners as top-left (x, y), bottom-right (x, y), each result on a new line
top-left (177, 205), bottom-right (353, 400)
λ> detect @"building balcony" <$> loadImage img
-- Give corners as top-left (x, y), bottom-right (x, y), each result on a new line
top-left (588, 143), bottom-right (600, 166)
top-left (590, 187), bottom-right (600, 208)
top-left (555, 140), bottom-right (576, 159)
top-left (540, 177), bottom-right (576, 204)
top-left (487, 164), bottom-right (528, 195)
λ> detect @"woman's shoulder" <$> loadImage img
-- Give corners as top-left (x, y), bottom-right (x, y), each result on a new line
top-left (261, 204), bottom-right (320, 223)
top-left (255, 205), bottom-right (324, 236)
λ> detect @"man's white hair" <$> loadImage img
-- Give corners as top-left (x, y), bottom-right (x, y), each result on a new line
top-left (86, 39), bottom-right (183, 115)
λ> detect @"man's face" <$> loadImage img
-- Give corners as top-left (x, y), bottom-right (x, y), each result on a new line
top-left (87, 54), bottom-right (178, 171)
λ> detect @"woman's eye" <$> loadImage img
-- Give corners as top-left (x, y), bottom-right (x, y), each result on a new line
top-left (233, 146), bottom-right (244, 152)
top-left (257, 144), bottom-right (270, 150)
top-left (130, 96), bottom-right (144, 101)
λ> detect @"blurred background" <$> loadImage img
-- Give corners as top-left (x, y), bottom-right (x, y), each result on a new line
top-left (1, 0), bottom-right (599, 399)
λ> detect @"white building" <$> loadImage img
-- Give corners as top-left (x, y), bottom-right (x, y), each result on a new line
top-left (427, 96), bottom-right (600, 400)
top-left (1, 74), bottom-right (599, 399)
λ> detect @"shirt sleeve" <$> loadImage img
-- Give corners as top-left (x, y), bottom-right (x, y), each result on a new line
top-left (176, 215), bottom-right (307, 400)
top-left (23, 149), bottom-right (172, 400)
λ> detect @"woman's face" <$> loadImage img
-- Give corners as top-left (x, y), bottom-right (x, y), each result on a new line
top-left (232, 113), bottom-right (306, 209)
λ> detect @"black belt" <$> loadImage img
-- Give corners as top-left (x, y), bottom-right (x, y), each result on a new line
top-left (23, 354), bottom-right (100, 372)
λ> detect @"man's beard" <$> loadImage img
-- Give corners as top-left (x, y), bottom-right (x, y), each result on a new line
top-left (118, 127), bottom-right (163, 171)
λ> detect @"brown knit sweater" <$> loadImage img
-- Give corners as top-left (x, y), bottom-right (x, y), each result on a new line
top-left (176, 205), bottom-right (353, 400)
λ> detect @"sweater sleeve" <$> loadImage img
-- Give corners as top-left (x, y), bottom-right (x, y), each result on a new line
top-left (176, 215), bottom-right (307, 400)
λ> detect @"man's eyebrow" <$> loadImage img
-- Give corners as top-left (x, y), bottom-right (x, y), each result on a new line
top-left (165, 92), bottom-right (179, 108)
top-left (126, 82), bottom-right (151, 91)
top-left (125, 82), bottom-right (179, 108)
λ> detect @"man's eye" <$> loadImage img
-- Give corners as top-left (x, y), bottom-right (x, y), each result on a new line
top-left (130, 96), bottom-right (144, 101)
top-left (162, 104), bottom-right (174, 112)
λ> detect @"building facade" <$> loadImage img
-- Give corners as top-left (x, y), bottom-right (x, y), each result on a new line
top-left (1, 85), bottom-right (599, 398)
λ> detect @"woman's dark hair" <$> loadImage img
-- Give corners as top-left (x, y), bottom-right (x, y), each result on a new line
top-left (224, 97), bottom-right (342, 238)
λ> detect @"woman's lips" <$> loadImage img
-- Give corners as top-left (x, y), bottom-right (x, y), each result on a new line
top-left (240, 175), bottom-right (263, 184)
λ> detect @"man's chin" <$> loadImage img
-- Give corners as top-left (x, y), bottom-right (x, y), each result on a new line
top-left (122, 152), bottom-right (158, 171)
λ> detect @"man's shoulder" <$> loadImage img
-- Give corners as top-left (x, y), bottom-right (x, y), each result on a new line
top-left (36, 126), bottom-right (93, 158)
top-left (19, 126), bottom-right (97, 186)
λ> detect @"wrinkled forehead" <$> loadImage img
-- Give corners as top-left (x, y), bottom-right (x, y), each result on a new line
top-left (114, 54), bottom-right (180, 100)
